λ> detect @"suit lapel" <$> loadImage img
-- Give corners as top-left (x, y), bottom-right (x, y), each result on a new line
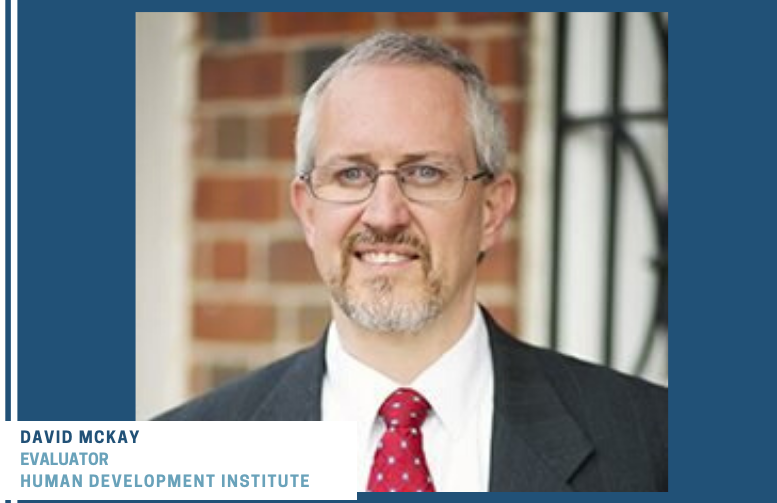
top-left (248, 334), bottom-right (327, 421)
top-left (485, 312), bottom-right (593, 491)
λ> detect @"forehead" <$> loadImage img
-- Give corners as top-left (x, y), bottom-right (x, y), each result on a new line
top-left (315, 64), bottom-right (475, 165)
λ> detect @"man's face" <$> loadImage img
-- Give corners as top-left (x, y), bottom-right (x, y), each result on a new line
top-left (292, 64), bottom-right (514, 334)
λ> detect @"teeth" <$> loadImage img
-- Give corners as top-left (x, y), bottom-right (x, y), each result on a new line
top-left (361, 252), bottom-right (412, 265)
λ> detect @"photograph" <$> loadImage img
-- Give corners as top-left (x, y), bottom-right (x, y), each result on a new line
top-left (136, 12), bottom-right (668, 492)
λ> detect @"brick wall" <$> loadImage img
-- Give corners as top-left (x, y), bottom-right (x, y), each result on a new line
top-left (189, 12), bottom-right (530, 394)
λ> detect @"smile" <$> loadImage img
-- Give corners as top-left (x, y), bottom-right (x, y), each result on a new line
top-left (357, 251), bottom-right (418, 265)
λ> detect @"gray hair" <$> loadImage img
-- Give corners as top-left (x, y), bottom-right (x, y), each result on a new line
top-left (294, 31), bottom-right (508, 177)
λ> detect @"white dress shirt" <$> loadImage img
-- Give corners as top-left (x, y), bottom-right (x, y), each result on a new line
top-left (322, 306), bottom-right (494, 492)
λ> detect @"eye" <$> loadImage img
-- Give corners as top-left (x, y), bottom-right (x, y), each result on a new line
top-left (335, 166), bottom-right (372, 186)
top-left (406, 165), bottom-right (445, 184)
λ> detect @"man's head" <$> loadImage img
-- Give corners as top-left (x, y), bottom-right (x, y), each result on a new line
top-left (290, 32), bottom-right (516, 335)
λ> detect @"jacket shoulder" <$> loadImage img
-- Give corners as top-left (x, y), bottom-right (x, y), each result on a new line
top-left (485, 308), bottom-right (668, 491)
top-left (153, 346), bottom-right (316, 421)
top-left (487, 312), bottom-right (667, 412)
top-left (505, 335), bottom-right (668, 490)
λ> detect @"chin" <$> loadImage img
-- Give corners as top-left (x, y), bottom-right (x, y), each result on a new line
top-left (332, 282), bottom-right (444, 334)
top-left (343, 298), bottom-right (442, 334)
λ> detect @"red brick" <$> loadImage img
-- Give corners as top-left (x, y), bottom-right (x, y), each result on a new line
top-left (213, 240), bottom-right (249, 280)
top-left (268, 12), bottom-right (375, 37)
top-left (199, 51), bottom-right (284, 100)
top-left (456, 12), bottom-right (527, 25)
top-left (268, 113), bottom-right (298, 160)
top-left (501, 99), bottom-right (526, 152)
top-left (299, 305), bottom-right (331, 342)
top-left (268, 240), bottom-right (319, 283)
top-left (194, 302), bottom-right (276, 341)
top-left (488, 34), bottom-right (526, 86)
top-left (395, 12), bottom-right (437, 28)
top-left (478, 238), bottom-right (518, 283)
top-left (195, 176), bottom-right (281, 222)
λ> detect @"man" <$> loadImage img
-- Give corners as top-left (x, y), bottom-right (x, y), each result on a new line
top-left (158, 32), bottom-right (668, 492)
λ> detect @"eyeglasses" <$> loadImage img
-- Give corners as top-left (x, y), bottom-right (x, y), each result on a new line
top-left (300, 164), bottom-right (494, 204)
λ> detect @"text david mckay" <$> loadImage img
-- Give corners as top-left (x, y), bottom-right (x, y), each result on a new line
top-left (22, 429), bottom-right (139, 444)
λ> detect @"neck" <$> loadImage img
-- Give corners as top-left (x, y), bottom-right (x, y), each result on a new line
top-left (332, 297), bottom-right (477, 384)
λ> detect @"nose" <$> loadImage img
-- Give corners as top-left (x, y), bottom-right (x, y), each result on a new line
top-left (360, 173), bottom-right (412, 235)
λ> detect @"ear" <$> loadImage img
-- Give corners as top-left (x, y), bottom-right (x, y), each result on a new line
top-left (290, 178), bottom-right (316, 249)
top-left (480, 172), bottom-right (517, 253)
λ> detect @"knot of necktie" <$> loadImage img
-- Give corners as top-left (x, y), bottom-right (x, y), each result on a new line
top-left (379, 388), bottom-right (431, 430)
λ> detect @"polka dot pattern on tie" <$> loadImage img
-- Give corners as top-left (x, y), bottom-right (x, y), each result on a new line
top-left (367, 388), bottom-right (436, 492)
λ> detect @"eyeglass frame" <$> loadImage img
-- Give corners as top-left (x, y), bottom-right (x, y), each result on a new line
top-left (298, 165), bottom-right (495, 204)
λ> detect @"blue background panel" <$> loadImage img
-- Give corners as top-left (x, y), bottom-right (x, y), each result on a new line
top-left (16, 1), bottom-right (135, 420)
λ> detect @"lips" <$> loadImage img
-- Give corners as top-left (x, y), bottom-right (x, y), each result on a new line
top-left (357, 251), bottom-right (419, 265)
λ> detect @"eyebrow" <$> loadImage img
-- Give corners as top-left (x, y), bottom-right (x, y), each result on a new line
top-left (317, 152), bottom-right (463, 168)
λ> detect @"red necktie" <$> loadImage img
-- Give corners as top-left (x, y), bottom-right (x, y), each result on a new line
top-left (367, 388), bottom-right (436, 492)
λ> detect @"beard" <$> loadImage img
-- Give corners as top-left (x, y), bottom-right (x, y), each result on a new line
top-left (326, 229), bottom-right (444, 334)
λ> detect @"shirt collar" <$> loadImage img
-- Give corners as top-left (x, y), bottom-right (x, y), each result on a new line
top-left (325, 323), bottom-right (398, 431)
top-left (324, 306), bottom-right (492, 439)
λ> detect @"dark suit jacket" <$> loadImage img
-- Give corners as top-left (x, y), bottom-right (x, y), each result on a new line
top-left (156, 309), bottom-right (668, 491)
